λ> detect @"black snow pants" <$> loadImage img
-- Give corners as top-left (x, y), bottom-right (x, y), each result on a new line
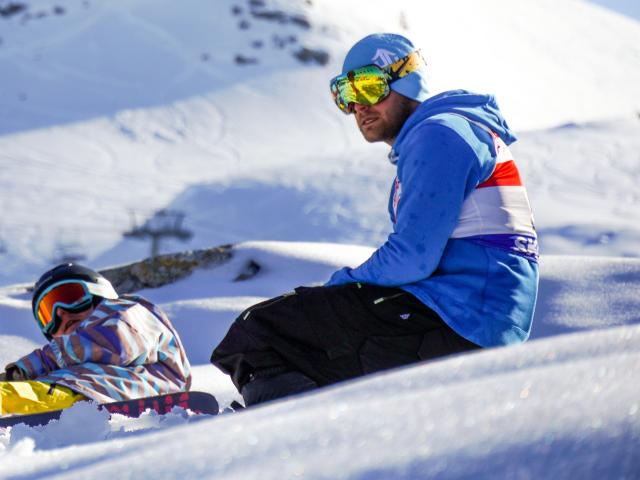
top-left (210, 283), bottom-right (480, 405)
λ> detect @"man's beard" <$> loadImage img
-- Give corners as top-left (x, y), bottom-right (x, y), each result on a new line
top-left (357, 95), bottom-right (417, 144)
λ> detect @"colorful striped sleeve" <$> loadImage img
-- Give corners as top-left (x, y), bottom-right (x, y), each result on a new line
top-left (14, 308), bottom-right (161, 372)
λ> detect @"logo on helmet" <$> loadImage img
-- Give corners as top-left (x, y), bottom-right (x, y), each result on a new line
top-left (371, 48), bottom-right (399, 68)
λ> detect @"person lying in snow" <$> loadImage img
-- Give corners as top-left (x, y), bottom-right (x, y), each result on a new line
top-left (0, 263), bottom-right (191, 416)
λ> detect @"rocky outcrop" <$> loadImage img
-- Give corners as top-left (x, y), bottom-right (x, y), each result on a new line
top-left (228, 0), bottom-right (328, 67)
top-left (293, 47), bottom-right (329, 66)
top-left (100, 245), bottom-right (233, 294)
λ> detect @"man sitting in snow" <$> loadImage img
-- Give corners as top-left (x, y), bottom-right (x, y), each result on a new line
top-left (0, 263), bottom-right (191, 416)
top-left (211, 33), bottom-right (539, 406)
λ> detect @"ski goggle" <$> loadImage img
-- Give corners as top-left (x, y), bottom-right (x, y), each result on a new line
top-left (34, 280), bottom-right (94, 334)
top-left (330, 49), bottom-right (425, 114)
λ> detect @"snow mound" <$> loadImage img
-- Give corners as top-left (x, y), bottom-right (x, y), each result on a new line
top-left (0, 243), bottom-right (638, 477)
top-left (0, 399), bottom-right (217, 454)
top-left (2, 322), bottom-right (637, 478)
top-left (534, 255), bottom-right (640, 338)
top-left (2, 401), bottom-right (111, 451)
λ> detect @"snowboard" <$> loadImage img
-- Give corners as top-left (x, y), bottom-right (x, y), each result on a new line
top-left (0, 390), bottom-right (219, 428)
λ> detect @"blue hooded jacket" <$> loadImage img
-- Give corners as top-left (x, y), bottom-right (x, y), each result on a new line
top-left (327, 90), bottom-right (539, 347)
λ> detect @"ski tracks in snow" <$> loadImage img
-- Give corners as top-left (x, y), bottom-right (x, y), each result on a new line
top-left (108, 5), bottom-right (241, 177)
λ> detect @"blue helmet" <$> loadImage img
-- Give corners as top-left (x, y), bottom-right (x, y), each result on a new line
top-left (341, 33), bottom-right (430, 103)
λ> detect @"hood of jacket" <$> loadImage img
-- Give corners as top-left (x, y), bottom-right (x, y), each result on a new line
top-left (391, 90), bottom-right (517, 162)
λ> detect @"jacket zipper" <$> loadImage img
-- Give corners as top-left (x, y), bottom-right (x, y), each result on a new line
top-left (373, 292), bottom-right (406, 305)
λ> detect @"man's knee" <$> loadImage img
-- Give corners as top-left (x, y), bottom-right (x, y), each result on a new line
top-left (240, 368), bottom-right (318, 406)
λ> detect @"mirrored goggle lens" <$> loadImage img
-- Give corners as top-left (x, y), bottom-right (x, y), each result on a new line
top-left (36, 282), bottom-right (91, 330)
top-left (331, 66), bottom-right (390, 114)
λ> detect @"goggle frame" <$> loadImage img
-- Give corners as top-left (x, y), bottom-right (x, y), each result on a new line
top-left (34, 280), bottom-right (94, 335)
top-left (330, 49), bottom-right (426, 114)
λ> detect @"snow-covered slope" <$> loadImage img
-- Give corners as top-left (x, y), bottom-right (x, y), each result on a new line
top-left (0, 242), bottom-right (639, 478)
top-left (2, 324), bottom-right (639, 479)
top-left (1, 0), bottom-right (640, 284)
top-left (1, 0), bottom-right (639, 477)
top-left (587, 0), bottom-right (640, 20)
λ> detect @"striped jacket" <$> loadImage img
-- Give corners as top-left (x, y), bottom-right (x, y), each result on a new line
top-left (327, 90), bottom-right (538, 347)
top-left (8, 295), bottom-right (191, 403)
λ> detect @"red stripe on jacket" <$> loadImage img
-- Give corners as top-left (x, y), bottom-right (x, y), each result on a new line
top-left (477, 160), bottom-right (522, 188)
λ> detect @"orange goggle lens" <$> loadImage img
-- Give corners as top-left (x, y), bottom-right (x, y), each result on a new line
top-left (36, 282), bottom-right (92, 330)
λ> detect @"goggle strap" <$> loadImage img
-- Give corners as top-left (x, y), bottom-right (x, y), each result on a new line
top-left (385, 50), bottom-right (425, 82)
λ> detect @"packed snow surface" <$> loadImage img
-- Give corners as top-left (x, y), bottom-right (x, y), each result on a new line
top-left (0, 0), bottom-right (639, 478)
top-left (1, 243), bottom-right (639, 478)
